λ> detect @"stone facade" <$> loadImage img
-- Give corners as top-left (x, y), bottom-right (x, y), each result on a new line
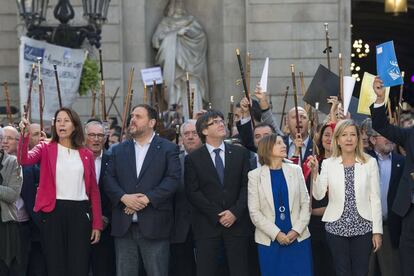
top-left (0, 0), bottom-right (351, 124)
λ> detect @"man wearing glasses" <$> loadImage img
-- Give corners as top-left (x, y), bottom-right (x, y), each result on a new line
top-left (84, 120), bottom-right (116, 276)
top-left (185, 110), bottom-right (252, 276)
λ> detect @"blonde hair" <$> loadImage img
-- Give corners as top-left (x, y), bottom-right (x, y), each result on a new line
top-left (331, 119), bottom-right (367, 163)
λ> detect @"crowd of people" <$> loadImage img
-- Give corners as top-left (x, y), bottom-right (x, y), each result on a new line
top-left (0, 77), bottom-right (413, 276)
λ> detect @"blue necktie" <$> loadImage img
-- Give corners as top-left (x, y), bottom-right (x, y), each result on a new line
top-left (213, 148), bottom-right (224, 185)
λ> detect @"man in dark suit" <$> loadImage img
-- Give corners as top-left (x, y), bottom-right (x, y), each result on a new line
top-left (85, 120), bottom-right (116, 276)
top-left (170, 119), bottom-right (201, 276)
top-left (368, 130), bottom-right (404, 276)
top-left (371, 76), bottom-right (414, 276)
top-left (249, 122), bottom-right (276, 170)
top-left (103, 104), bottom-right (181, 276)
top-left (20, 123), bottom-right (47, 276)
top-left (185, 110), bottom-right (252, 276)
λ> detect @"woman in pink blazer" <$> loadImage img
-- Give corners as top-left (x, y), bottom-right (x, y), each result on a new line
top-left (18, 107), bottom-right (102, 276)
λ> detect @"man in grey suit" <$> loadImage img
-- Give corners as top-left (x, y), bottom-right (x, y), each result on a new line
top-left (104, 104), bottom-right (181, 276)
top-left (170, 119), bottom-right (201, 276)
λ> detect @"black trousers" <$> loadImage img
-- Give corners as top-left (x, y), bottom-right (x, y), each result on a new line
top-left (170, 231), bottom-right (196, 276)
top-left (195, 233), bottom-right (249, 276)
top-left (41, 200), bottom-right (91, 276)
top-left (91, 225), bottom-right (116, 276)
top-left (26, 241), bottom-right (47, 276)
top-left (400, 205), bottom-right (414, 276)
top-left (309, 217), bottom-right (335, 276)
top-left (326, 232), bottom-right (372, 276)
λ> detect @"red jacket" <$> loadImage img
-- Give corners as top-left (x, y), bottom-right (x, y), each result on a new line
top-left (18, 136), bottom-right (103, 230)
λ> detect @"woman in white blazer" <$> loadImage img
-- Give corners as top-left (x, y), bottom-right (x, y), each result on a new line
top-left (248, 134), bottom-right (312, 276)
top-left (309, 119), bottom-right (382, 276)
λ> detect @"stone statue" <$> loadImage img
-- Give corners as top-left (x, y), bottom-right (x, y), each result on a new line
top-left (152, 0), bottom-right (208, 118)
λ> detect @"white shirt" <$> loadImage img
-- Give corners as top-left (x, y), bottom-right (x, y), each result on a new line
top-left (56, 144), bottom-right (88, 201)
top-left (132, 132), bottom-right (156, 221)
top-left (205, 142), bottom-right (225, 168)
top-left (94, 151), bottom-right (103, 184)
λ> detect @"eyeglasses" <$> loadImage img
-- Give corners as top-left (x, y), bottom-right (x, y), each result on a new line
top-left (183, 131), bottom-right (198, 138)
top-left (207, 119), bottom-right (225, 127)
top-left (87, 133), bottom-right (105, 140)
top-left (2, 136), bottom-right (18, 142)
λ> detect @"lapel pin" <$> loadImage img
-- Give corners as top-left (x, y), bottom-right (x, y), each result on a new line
top-left (309, 149), bottom-right (312, 152)
top-left (157, 145), bottom-right (160, 149)
top-left (397, 164), bottom-right (400, 167)
top-left (229, 151), bottom-right (232, 154)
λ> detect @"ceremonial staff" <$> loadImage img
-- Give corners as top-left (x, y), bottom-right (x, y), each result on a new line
top-left (299, 71), bottom-right (310, 112)
top-left (152, 80), bottom-right (161, 119)
top-left (53, 64), bottom-right (63, 108)
top-left (175, 124), bottom-right (180, 145)
top-left (120, 67), bottom-right (134, 139)
top-left (37, 58), bottom-right (44, 131)
top-left (290, 64), bottom-right (302, 166)
top-left (106, 87), bottom-right (122, 118)
top-left (144, 84), bottom-right (148, 104)
top-left (323, 23), bottom-right (332, 71)
top-left (338, 53), bottom-right (344, 119)
top-left (24, 64), bottom-right (36, 120)
top-left (280, 86), bottom-right (289, 131)
top-left (235, 48), bottom-right (255, 128)
top-left (3, 81), bottom-right (12, 125)
top-left (246, 52), bottom-right (251, 96)
top-left (186, 72), bottom-right (193, 118)
top-left (397, 71), bottom-right (405, 126)
top-left (91, 88), bottom-right (97, 117)
top-left (99, 49), bottom-right (107, 121)
top-left (308, 102), bottom-right (320, 211)
top-left (227, 96), bottom-right (235, 137)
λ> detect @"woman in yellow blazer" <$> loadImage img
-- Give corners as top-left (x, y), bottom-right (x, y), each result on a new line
top-left (309, 119), bottom-right (382, 276)
top-left (248, 134), bottom-right (312, 276)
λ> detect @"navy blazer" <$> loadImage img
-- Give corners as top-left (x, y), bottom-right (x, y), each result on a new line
top-left (368, 150), bottom-right (405, 248)
top-left (283, 135), bottom-right (314, 161)
top-left (370, 104), bottom-right (414, 218)
top-left (170, 152), bottom-right (192, 243)
top-left (103, 135), bottom-right (181, 238)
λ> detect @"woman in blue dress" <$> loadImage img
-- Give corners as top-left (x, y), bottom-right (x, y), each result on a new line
top-left (248, 134), bottom-right (313, 276)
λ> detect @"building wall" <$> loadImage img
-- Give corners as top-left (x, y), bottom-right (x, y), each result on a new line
top-left (246, 0), bottom-right (351, 123)
top-left (0, 0), bottom-right (351, 125)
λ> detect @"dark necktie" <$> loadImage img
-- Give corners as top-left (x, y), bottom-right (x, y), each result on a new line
top-left (213, 148), bottom-right (224, 185)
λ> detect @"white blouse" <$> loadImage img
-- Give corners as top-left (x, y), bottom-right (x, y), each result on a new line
top-left (55, 144), bottom-right (88, 201)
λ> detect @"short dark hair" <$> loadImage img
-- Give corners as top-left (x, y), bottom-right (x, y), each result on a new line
top-left (196, 110), bottom-right (224, 143)
top-left (131, 104), bottom-right (158, 118)
top-left (131, 104), bottom-right (158, 129)
top-left (51, 108), bottom-right (84, 149)
top-left (254, 122), bottom-right (276, 134)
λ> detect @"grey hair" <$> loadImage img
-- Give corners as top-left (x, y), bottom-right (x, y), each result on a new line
top-left (84, 121), bottom-right (105, 135)
top-left (180, 119), bottom-right (197, 135)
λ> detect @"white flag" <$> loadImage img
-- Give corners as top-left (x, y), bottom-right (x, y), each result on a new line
top-left (343, 76), bottom-right (356, 116)
top-left (259, 57), bottom-right (269, 92)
